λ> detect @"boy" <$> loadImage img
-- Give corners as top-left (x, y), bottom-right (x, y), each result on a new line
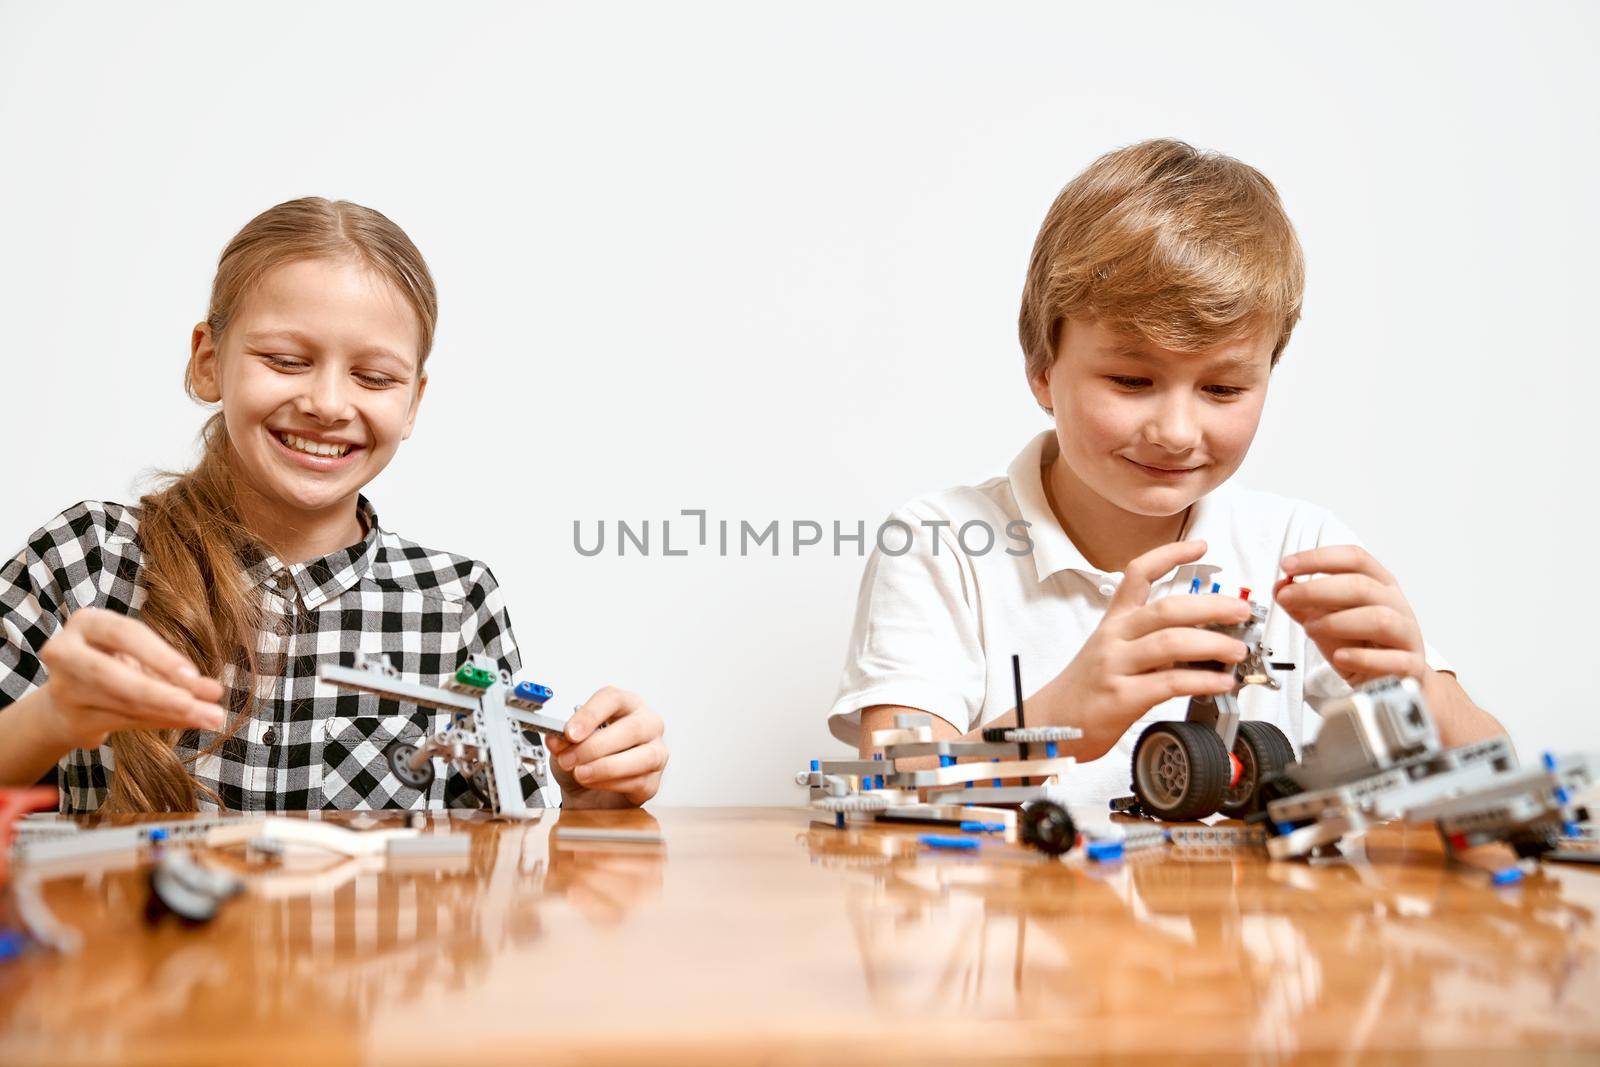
top-left (827, 139), bottom-right (1503, 808)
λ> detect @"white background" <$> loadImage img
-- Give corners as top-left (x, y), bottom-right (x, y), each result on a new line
top-left (1, 2), bottom-right (1595, 804)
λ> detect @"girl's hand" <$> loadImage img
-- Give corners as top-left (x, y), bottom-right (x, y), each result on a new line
top-left (36, 607), bottom-right (227, 750)
top-left (545, 686), bottom-right (667, 808)
top-left (1055, 540), bottom-right (1253, 754)
top-left (1274, 546), bottom-right (1427, 685)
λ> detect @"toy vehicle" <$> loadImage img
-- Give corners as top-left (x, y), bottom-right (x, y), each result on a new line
top-left (318, 653), bottom-right (566, 819)
top-left (1255, 676), bottom-right (1522, 860)
top-left (1120, 591), bottom-right (1297, 821)
top-left (796, 657), bottom-right (1089, 856)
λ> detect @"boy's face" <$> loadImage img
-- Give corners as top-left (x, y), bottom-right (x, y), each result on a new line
top-left (190, 257), bottom-right (427, 522)
top-left (1030, 317), bottom-right (1273, 518)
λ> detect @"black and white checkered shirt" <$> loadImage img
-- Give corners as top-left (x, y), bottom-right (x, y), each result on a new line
top-left (0, 498), bottom-right (548, 813)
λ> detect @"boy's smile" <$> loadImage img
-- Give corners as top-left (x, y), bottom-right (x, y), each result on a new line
top-left (188, 257), bottom-right (427, 558)
top-left (1030, 317), bottom-right (1273, 568)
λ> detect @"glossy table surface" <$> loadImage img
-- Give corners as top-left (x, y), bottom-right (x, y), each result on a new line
top-left (2, 807), bottom-right (1598, 1065)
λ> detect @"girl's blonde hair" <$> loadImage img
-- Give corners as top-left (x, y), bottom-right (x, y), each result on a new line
top-left (108, 197), bottom-right (437, 811)
top-left (1018, 139), bottom-right (1304, 385)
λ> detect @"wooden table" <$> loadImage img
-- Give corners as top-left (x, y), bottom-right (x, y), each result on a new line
top-left (1, 807), bottom-right (1597, 1065)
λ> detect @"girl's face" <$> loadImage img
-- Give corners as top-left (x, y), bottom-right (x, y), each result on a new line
top-left (1030, 317), bottom-right (1272, 518)
top-left (190, 257), bottom-right (427, 524)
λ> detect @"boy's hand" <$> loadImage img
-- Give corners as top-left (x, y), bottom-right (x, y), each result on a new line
top-left (545, 686), bottom-right (668, 808)
top-left (1057, 540), bottom-right (1253, 751)
top-left (36, 607), bottom-right (227, 750)
top-left (1275, 546), bottom-right (1426, 685)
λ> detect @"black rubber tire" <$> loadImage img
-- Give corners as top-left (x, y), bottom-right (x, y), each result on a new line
top-left (1020, 801), bottom-right (1077, 856)
top-left (1219, 721), bottom-right (1296, 818)
top-left (1131, 721), bottom-right (1229, 822)
top-left (1509, 826), bottom-right (1560, 860)
top-left (385, 739), bottom-right (436, 791)
top-left (1246, 774), bottom-right (1304, 831)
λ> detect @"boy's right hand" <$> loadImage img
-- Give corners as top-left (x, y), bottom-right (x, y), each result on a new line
top-left (1056, 540), bottom-right (1250, 751)
top-left (35, 608), bottom-right (227, 750)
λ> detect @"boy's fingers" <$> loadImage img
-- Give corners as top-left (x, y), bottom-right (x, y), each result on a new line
top-left (73, 608), bottom-right (204, 686)
top-left (1304, 605), bottom-right (1419, 650)
top-left (1281, 545), bottom-right (1394, 585)
top-left (1123, 593), bottom-right (1251, 639)
top-left (1126, 668), bottom-right (1239, 709)
top-left (1120, 629), bottom-right (1248, 675)
top-left (1332, 646), bottom-right (1428, 680)
top-left (1110, 540), bottom-right (1208, 615)
top-left (1274, 573), bottom-right (1394, 623)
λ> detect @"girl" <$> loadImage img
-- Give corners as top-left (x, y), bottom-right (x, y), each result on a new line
top-left (0, 198), bottom-right (668, 812)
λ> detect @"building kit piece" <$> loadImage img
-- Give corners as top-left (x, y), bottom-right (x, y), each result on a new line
top-left (1166, 824), bottom-right (1267, 849)
top-left (10, 826), bottom-right (144, 869)
top-left (919, 834), bottom-right (980, 852)
top-left (891, 755), bottom-right (1080, 790)
top-left (386, 833), bottom-right (472, 858)
top-left (1119, 589), bottom-right (1297, 821)
top-left (204, 816), bottom-right (417, 857)
top-left (797, 656), bottom-right (1085, 855)
top-left (1258, 677), bottom-right (1526, 860)
top-left (554, 827), bottom-right (667, 845)
top-left (0, 786), bottom-right (58, 887)
top-left (145, 852), bottom-right (245, 925)
top-left (869, 726), bottom-right (935, 747)
top-left (317, 651), bottom-right (566, 819)
top-left (1408, 751), bottom-right (1595, 859)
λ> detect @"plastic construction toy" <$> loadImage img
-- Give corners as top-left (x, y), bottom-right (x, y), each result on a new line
top-left (1254, 676), bottom-right (1529, 860)
top-left (1408, 750), bottom-right (1594, 861)
top-left (317, 652), bottom-right (566, 820)
top-left (1, 786), bottom-right (58, 889)
top-left (145, 851), bottom-right (245, 925)
top-left (797, 655), bottom-right (1086, 856)
top-left (1115, 585), bottom-right (1297, 822)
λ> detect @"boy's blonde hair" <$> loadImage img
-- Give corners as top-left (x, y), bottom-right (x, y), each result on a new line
top-left (1018, 139), bottom-right (1304, 383)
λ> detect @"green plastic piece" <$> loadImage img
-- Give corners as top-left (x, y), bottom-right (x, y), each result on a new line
top-left (454, 663), bottom-right (495, 689)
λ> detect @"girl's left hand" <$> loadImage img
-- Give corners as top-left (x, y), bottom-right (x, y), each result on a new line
top-left (1274, 545), bottom-right (1428, 685)
top-left (546, 686), bottom-right (668, 807)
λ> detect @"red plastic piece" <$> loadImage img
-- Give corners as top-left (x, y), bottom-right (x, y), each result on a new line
top-left (1227, 751), bottom-right (1243, 789)
top-left (0, 786), bottom-right (59, 889)
top-left (1239, 586), bottom-right (1252, 601)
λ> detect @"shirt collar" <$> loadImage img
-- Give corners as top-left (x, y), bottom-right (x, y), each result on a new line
top-left (241, 496), bottom-right (383, 609)
top-left (1007, 430), bottom-right (1225, 589)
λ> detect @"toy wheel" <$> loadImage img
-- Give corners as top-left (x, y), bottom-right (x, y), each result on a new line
top-left (1218, 721), bottom-right (1296, 817)
top-left (1509, 827), bottom-right (1560, 860)
top-left (1132, 721), bottom-right (1229, 821)
top-left (1247, 774), bottom-right (1304, 831)
top-left (1020, 801), bottom-right (1077, 856)
top-left (385, 739), bottom-right (435, 791)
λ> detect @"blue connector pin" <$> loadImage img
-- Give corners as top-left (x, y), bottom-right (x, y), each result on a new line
top-left (920, 834), bottom-right (980, 852)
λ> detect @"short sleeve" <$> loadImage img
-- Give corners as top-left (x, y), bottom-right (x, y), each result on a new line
top-left (1299, 508), bottom-right (1452, 717)
top-left (827, 511), bottom-right (986, 745)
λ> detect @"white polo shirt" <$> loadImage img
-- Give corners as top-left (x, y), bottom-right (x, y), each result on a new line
top-left (827, 429), bottom-right (1450, 809)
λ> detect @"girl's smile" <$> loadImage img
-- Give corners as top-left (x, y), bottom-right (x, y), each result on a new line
top-left (188, 256), bottom-right (427, 560)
